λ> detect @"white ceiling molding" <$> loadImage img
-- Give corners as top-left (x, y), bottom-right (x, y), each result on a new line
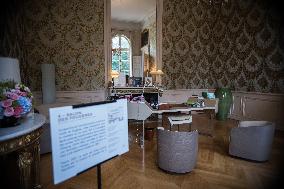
top-left (111, 0), bottom-right (156, 23)
top-left (111, 19), bottom-right (142, 30)
top-left (141, 10), bottom-right (156, 30)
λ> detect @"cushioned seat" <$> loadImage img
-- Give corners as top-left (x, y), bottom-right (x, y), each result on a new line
top-left (229, 121), bottom-right (275, 161)
top-left (157, 127), bottom-right (198, 173)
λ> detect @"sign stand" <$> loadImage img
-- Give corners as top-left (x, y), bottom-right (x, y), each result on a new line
top-left (97, 164), bottom-right (101, 189)
top-left (73, 101), bottom-right (119, 189)
top-left (50, 99), bottom-right (128, 186)
top-left (77, 155), bottom-right (118, 189)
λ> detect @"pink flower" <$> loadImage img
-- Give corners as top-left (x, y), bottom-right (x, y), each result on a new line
top-left (5, 92), bottom-right (18, 100)
top-left (20, 92), bottom-right (27, 97)
top-left (1, 99), bottom-right (13, 108)
top-left (14, 106), bottom-right (23, 116)
top-left (14, 89), bottom-right (21, 94)
top-left (4, 107), bottom-right (14, 117)
top-left (10, 93), bottom-right (20, 100)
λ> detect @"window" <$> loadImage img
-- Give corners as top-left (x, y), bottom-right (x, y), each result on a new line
top-left (112, 35), bottom-right (131, 76)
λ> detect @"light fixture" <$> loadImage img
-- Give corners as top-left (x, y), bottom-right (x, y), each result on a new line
top-left (0, 57), bottom-right (21, 83)
top-left (111, 70), bottom-right (120, 87)
top-left (197, 0), bottom-right (228, 5)
top-left (111, 70), bottom-right (120, 78)
top-left (149, 69), bottom-right (164, 87)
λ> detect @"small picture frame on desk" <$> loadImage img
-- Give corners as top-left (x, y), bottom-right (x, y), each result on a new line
top-left (144, 77), bottom-right (152, 86)
top-left (132, 77), bottom-right (142, 87)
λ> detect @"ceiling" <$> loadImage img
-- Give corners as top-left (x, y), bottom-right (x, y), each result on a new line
top-left (111, 0), bottom-right (156, 23)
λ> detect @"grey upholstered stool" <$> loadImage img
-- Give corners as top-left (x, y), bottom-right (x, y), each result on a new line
top-left (157, 127), bottom-right (198, 173)
top-left (229, 121), bottom-right (275, 161)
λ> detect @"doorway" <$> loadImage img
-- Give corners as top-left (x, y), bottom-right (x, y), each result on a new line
top-left (104, 0), bottom-right (163, 86)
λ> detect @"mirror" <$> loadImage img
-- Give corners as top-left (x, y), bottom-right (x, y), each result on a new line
top-left (110, 0), bottom-right (158, 86)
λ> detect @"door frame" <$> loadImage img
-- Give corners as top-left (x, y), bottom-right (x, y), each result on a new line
top-left (104, 0), bottom-right (163, 86)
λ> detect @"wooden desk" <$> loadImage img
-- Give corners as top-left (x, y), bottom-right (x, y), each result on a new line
top-left (0, 114), bottom-right (46, 189)
top-left (154, 103), bottom-right (217, 132)
top-left (109, 86), bottom-right (163, 96)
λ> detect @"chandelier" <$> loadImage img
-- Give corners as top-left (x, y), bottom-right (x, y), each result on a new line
top-left (197, 0), bottom-right (228, 5)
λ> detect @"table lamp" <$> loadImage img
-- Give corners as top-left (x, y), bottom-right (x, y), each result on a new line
top-left (150, 69), bottom-right (164, 86)
top-left (111, 70), bottom-right (119, 86)
top-left (0, 57), bottom-right (21, 83)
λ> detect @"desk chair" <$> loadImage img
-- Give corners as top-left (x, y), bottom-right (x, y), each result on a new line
top-left (168, 115), bottom-right (192, 131)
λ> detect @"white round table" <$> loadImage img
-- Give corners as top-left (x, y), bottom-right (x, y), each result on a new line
top-left (0, 113), bottom-right (46, 189)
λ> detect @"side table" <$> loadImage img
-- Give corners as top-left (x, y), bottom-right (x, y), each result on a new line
top-left (0, 113), bottom-right (46, 189)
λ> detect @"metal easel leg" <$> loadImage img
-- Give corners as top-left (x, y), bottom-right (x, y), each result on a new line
top-left (97, 164), bottom-right (102, 189)
top-left (140, 120), bottom-right (145, 148)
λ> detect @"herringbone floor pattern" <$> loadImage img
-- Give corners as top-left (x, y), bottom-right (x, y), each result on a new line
top-left (40, 118), bottom-right (284, 189)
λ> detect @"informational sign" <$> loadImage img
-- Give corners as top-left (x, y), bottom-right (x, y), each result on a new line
top-left (49, 99), bottom-right (128, 184)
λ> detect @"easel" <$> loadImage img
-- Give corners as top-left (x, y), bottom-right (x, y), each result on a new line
top-left (50, 99), bottom-right (129, 187)
top-left (73, 100), bottom-right (120, 189)
top-left (77, 155), bottom-right (118, 189)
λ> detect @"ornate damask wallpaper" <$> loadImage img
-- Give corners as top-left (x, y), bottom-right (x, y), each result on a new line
top-left (1, 0), bottom-right (105, 91)
top-left (24, 0), bottom-right (105, 91)
top-left (0, 0), bottom-right (29, 85)
top-left (162, 0), bottom-right (284, 93)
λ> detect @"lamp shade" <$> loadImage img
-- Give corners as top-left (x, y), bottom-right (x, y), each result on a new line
top-left (111, 70), bottom-right (119, 78)
top-left (0, 57), bottom-right (21, 83)
top-left (156, 70), bottom-right (164, 75)
top-left (41, 64), bottom-right (56, 104)
top-left (150, 69), bottom-right (164, 75)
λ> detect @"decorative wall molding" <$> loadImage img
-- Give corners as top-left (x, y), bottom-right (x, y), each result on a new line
top-left (156, 0), bottom-right (163, 70)
top-left (229, 91), bottom-right (284, 130)
top-left (159, 89), bottom-right (214, 104)
top-left (33, 90), bottom-right (107, 106)
top-left (111, 20), bottom-right (142, 31)
top-left (159, 89), bottom-right (284, 130)
top-left (105, 0), bottom-right (112, 85)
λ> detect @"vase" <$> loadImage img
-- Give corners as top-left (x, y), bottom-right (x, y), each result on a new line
top-left (215, 88), bottom-right (232, 121)
top-left (0, 116), bottom-right (20, 128)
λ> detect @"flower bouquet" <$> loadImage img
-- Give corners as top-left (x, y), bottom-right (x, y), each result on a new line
top-left (0, 81), bottom-right (33, 128)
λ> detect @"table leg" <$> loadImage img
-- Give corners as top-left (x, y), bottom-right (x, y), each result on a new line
top-left (18, 139), bottom-right (41, 189)
top-left (18, 149), bottom-right (32, 189)
top-left (33, 140), bottom-right (41, 189)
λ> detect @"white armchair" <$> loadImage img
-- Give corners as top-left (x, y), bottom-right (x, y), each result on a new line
top-left (229, 121), bottom-right (275, 161)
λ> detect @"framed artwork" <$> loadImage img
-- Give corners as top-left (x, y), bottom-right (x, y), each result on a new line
top-left (141, 29), bottom-right (149, 47)
top-left (132, 77), bottom-right (142, 87)
top-left (144, 77), bottom-right (152, 86)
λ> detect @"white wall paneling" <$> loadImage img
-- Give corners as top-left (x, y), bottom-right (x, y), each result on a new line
top-left (33, 90), bottom-right (107, 106)
top-left (160, 89), bottom-right (284, 130)
top-left (229, 91), bottom-right (284, 130)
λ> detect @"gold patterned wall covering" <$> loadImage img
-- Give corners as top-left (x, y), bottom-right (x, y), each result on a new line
top-left (0, 0), bottom-right (29, 85)
top-left (162, 0), bottom-right (284, 93)
top-left (23, 0), bottom-right (105, 91)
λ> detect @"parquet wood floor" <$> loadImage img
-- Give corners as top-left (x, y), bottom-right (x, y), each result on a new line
top-left (40, 118), bottom-right (284, 189)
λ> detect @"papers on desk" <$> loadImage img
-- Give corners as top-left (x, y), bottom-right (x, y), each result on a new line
top-left (169, 115), bottom-right (191, 121)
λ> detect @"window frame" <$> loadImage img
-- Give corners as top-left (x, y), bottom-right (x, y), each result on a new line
top-left (111, 34), bottom-right (132, 76)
